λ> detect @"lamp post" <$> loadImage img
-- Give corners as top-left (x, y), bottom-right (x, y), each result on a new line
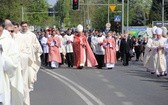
top-left (162, 0), bottom-right (164, 26)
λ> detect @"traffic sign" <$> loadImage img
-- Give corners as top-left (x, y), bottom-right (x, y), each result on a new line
top-left (114, 16), bottom-right (121, 22)
top-left (29, 26), bottom-right (35, 32)
top-left (106, 23), bottom-right (111, 28)
top-left (109, 4), bottom-right (116, 12)
top-left (86, 19), bottom-right (91, 25)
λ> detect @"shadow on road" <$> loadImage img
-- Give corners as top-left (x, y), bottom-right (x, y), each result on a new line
top-left (118, 60), bottom-right (168, 90)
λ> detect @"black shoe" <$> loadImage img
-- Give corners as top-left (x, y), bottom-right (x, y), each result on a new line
top-left (107, 68), bottom-right (113, 69)
top-left (77, 66), bottom-right (83, 69)
top-left (51, 67), bottom-right (56, 69)
top-left (123, 64), bottom-right (128, 66)
top-left (164, 73), bottom-right (167, 76)
top-left (157, 74), bottom-right (160, 77)
top-left (97, 67), bottom-right (102, 69)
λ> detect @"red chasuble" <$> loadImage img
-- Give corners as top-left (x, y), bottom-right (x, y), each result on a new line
top-left (103, 37), bottom-right (116, 64)
top-left (47, 36), bottom-right (62, 63)
top-left (73, 33), bottom-right (97, 68)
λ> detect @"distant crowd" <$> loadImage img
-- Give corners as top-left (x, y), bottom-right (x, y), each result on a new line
top-left (36, 25), bottom-right (168, 78)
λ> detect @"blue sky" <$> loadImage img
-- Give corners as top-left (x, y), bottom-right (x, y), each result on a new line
top-left (47, 0), bottom-right (57, 7)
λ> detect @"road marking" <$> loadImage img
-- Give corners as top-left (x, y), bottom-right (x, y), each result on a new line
top-left (98, 74), bottom-right (104, 77)
top-left (106, 84), bottom-right (115, 89)
top-left (41, 69), bottom-right (94, 105)
top-left (95, 71), bottom-right (101, 73)
top-left (43, 69), bottom-right (105, 105)
top-left (122, 102), bottom-right (134, 105)
top-left (114, 92), bottom-right (126, 97)
top-left (101, 78), bottom-right (109, 83)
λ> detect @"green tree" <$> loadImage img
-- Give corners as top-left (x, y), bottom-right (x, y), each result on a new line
top-left (131, 5), bottom-right (145, 26)
top-left (92, 6), bottom-right (107, 30)
top-left (129, 0), bottom-right (152, 26)
top-left (54, 0), bottom-right (65, 27)
top-left (25, 0), bottom-right (52, 27)
top-left (0, 0), bottom-right (53, 27)
top-left (149, 0), bottom-right (168, 24)
top-left (0, 0), bottom-right (23, 22)
top-left (149, 0), bottom-right (162, 24)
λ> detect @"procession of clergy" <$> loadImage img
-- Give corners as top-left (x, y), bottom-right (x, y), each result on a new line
top-left (0, 17), bottom-right (168, 105)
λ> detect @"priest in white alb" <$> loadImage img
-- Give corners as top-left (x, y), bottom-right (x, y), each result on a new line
top-left (20, 21), bottom-right (42, 105)
top-left (143, 26), bottom-right (157, 73)
top-left (0, 19), bottom-right (20, 105)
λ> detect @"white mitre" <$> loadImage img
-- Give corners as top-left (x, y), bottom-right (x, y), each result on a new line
top-left (77, 24), bottom-right (83, 32)
top-left (161, 26), bottom-right (167, 36)
top-left (152, 26), bottom-right (157, 34)
top-left (155, 28), bottom-right (163, 35)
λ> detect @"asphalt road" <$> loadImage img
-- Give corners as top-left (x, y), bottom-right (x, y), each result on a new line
top-left (30, 60), bottom-right (168, 105)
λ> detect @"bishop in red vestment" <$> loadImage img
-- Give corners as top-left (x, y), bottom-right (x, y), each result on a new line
top-left (73, 24), bottom-right (97, 69)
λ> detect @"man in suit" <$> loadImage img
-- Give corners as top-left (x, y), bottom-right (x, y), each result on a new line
top-left (119, 33), bottom-right (133, 66)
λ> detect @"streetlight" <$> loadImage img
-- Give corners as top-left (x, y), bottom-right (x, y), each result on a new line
top-left (162, 0), bottom-right (164, 26)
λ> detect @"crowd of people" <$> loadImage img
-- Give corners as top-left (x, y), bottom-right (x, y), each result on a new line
top-left (0, 18), bottom-right (168, 105)
top-left (38, 25), bottom-right (117, 69)
top-left (37, 24), bottom-right (168, 77)
top-left (37, 23), bottom-right (168, 78)
top-left (143, 26), bottom-right (168, 77)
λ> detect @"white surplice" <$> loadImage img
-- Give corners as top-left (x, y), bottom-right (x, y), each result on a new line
top-left (0, 30), bottom-right (20, 105)
top-left (20, 30), bottom-right (42, 105)
top-left (152, 37), bottom-right (167, 75)
top-left (10, 32), bottom-right (25, 105)
top-left (143, 38), bottom-right (155, 71)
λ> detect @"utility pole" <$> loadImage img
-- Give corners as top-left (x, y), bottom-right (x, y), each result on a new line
top-left (21, 0), bottom-right (24, 21)
top-left (122, 0), bottom-right (124, 35)
top-left (126, 0), bottom-right (129, 33)
top-left (108, 0), bottom-right (110, 23)
top-left (87, 0), bottom-right (89, 24)
top-left (53, 7), bottom-right (55, 24)
top-left (85, 0), bottom-right (91, 29)
top-left (162, 0), bottom-right (164, 26)
top-left (83, 0), bottom-right (86, 28)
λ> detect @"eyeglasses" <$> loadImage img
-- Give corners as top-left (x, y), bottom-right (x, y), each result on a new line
top-left (8, 30), bottom-right (14, 33)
